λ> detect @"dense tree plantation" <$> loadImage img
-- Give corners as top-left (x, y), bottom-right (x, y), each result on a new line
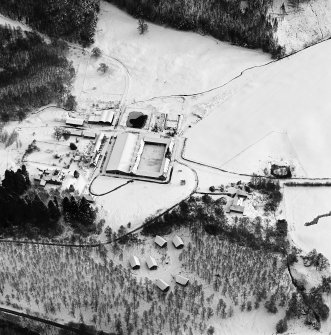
top-left (0, 167), bottom-right (97, 238)
top-left (108, 0), bottom-right (284, 57)
top-left (0, 0), bottom-right (100, 46)
top-left (0, 25), bottom-right (75, 122)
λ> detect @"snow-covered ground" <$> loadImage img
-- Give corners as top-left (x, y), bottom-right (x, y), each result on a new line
top-left (271, 0), bottom-right (331, 53)
top-left (94, 2), bottom-right (270, 101)
top-left (285, 186), bottom-right (331, 261)
top-left (91, 162), bottom-right (196, 232)
top-left (184, 39), bottom-right (331, 178)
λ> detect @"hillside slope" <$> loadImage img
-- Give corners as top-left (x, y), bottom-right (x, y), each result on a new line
top-left (107, 0), bottom-right (331, 55)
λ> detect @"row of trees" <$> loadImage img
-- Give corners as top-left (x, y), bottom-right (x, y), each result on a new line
top-left (143, 195), bottom-right (288, 253)
top-left (0, 0), bottom-right (100, 46)
top-left (0, 25), bottom-right (75, 122)
top-left (108, 0), bottom-right (284, 57)
top-left (0, 167), bottom-right (97, 237)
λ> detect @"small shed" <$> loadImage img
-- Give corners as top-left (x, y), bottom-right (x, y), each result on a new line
top-left (175, 274), bottom-right (189, 286)
top-left (39, 179), bottom-right (46, 187)
top-left (155, 279), bottom-right (170, 292)
top-left (66, 117), bottom-right (84, 127)
top-left (146, 256), bottom-right (158, 270)
top-left (172, 235), bottom-right (184, 249)
top-left (129, 255), bottom-right (140, 270)
top-left (155, 235), bottom-right (167, 248)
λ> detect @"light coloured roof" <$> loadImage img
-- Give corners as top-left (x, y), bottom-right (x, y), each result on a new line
top-left (129, 255), bottom-right (140, 268)
top-left (146, 256), bottom-right (157, 269)
top-left (66, 117), bottom-right (84, 126)
top-left (106, 133), bottom-right (138, 173)
top-left (155, 235), bottom-right (167, 247)
top-left (100, 110), bottom-right (114, 123)
top-left (175, 275), bottom-right (189, 286)
top-left (83, 130), bottom-right (96, 139)
top-left (172, 235), bottom-right (184, 248)
top-left (68, 129), bottom-right (82, 136)
top-left (155, 279), bottom-right (170, 291)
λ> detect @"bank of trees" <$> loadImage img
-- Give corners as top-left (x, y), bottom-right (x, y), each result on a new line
top-left (0, 167), bottom-right (97, 238)
top-left (0, 0), bottom-right (100, 46)
top-left (0, 25), bottom-right (75, 122)
top-left (108, 0), bottom-right (284, 57)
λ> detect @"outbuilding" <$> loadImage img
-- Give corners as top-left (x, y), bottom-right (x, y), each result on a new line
top-left (66, 117), bottom-right (84, 127)
top-left (155, 235), bottom-right (167, 248)
top-left (175, 275), bottom-right (189, 286)
top-left (129, 255), bottom-right (140, 270)
top-left (172, 235), bottom-right (184, 249)
top-left (155, 279), bottom-right (170, 292)
top-left (146, 256), bottom-right (158, 270)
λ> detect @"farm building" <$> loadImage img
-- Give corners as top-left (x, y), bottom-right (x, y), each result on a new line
top-left (225, 189), bottom-right (248, 214)
top-left (83, 130), bottom-right (96, 139)
top-left (172, 235), bottom-right (184, 249)
top-left (66, 117), bottom-right (84, 127)
top-left (155, 279), bottom-right (170, 292)
top-left (88, 110), bottom-right (114, 125)
top-left (106, 133), bottom-right (139, 174)
top-left (175, 275), bottom-right (189, 286)
top-left (155, 235), bottom-right (167, 248)
top-left (146, 256), bottom-right (158, 270)
top-left (129, 256), bottom-right (140, 270)
top-left (93, 132), bottom-right (105, 155)
top-left (67, 129), bottom-right (83, 137)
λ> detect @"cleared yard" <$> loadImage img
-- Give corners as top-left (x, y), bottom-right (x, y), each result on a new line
top-left (137, 143), bottom-right (166, 173)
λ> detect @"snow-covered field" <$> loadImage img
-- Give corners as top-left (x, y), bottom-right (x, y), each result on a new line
top-left (184, 39), bottom-right (331, 178)
top-left (91, 162), bottom-right (196, 232)
top-left (285, 186), bottom-right (331, 262)
top-left (94, 2), bottom-right (270, 101)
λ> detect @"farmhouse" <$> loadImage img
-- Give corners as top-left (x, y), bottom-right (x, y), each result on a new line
top-left (146, 256), bottom-right (158, 270)
top-left (155, 279), bottom-right (170, 292)
top-left (66, 117), bottom-right (84, 127)
top-left (173, 235), bottom-right (184, 249)
top-left (129, 255), bottom-right (140, 270)
top-left (175, 275), bottom-right (189, 286)
top-left (155, 235), bottom-right (167, 247)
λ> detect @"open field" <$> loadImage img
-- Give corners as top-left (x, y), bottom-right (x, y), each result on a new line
top-left (94, 2), bottom-right (270, 100)
top-left (284, 186), bottom-right (331, 262)
top-left (184, 39), bottom-right (331, 178)
top-left (92, 162), bottom-right (196, 232)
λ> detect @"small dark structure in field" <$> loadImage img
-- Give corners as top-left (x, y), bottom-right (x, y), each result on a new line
top-left (271, 164), bottom-right (292, 178)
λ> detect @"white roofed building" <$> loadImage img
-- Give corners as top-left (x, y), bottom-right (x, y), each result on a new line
top-left (146, 256), bottom-right (157, 270)
top-left (155, 279), bottom-right (170, 292)
top-left (155, 235), bottom-right (167, 248)
top-left (66, 117), bottom-right (84, 127)
top-left (172, 235), bottom-right (184, 249)
top-left (129, 255), bottom-right (140, 270)
top-left (175, 275), bottom-right (189, 286)
top-left (106, 133), bottom-right (139, 174)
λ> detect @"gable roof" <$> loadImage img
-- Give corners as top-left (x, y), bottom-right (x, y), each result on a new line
top-left (146, 256), bottom-right (157, 269)
top-left (175, 275), bottom-right (189, 286)
top-left (155, 235), bottom-right (167, 247)
top-left (172, 235), bottom-right (184, 248)
top-left (155, 279), bottom-right (170, 292)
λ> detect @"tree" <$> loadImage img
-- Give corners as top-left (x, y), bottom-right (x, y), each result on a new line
top-left (91, 47), bottom-right (102, 57)
top-left (276, 318), bottom-right (288, 333)
top-left (74, 170), bottom-right (80, 179)
top-left (48, 200), bottom-right (61, 221)
top-left (63, 130), bottom-right (71, 141)
top-left (63, 95), bottom-right (77, 111)
top-left (138, 19), bottom-right (148, 35)
top-left (53, 127), bottom-right (63, 141)
top-left (98, 63), bottom-right (109, 73)
top-left (207, 326), bottom-right (215, 335)
top-left (70, 142), bottom-right (77, 150)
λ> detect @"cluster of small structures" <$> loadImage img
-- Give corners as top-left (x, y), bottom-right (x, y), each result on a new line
top-left (129, 235), bottom-right (189, 292)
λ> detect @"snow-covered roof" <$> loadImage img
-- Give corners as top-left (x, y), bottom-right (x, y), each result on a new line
top-left (129, 255), bottom-right (140, 269)
top-left (106, 133), bottom-right (139, 174)
top-left (175, 275), bottom-right (189, 286)
top-left (83, 130), bottom-right (96, 139)
top-left (68, 129), bottom-right (83, 137)
top-left (146, 256), bottom-right (157, 269)
top-left (66, 117), bottom-right (84, 126)
top-left (172, 235), bottom-right (184, 249)
top-left (100, 110), bottom-right (114, 124)
top-left (155, 235), bottom-right (167, 247)
top-left (155, 279), bottom-right (170, 292)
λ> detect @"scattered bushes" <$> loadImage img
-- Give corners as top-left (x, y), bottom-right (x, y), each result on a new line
top-left (70, 142), bottom-right (77, 150)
